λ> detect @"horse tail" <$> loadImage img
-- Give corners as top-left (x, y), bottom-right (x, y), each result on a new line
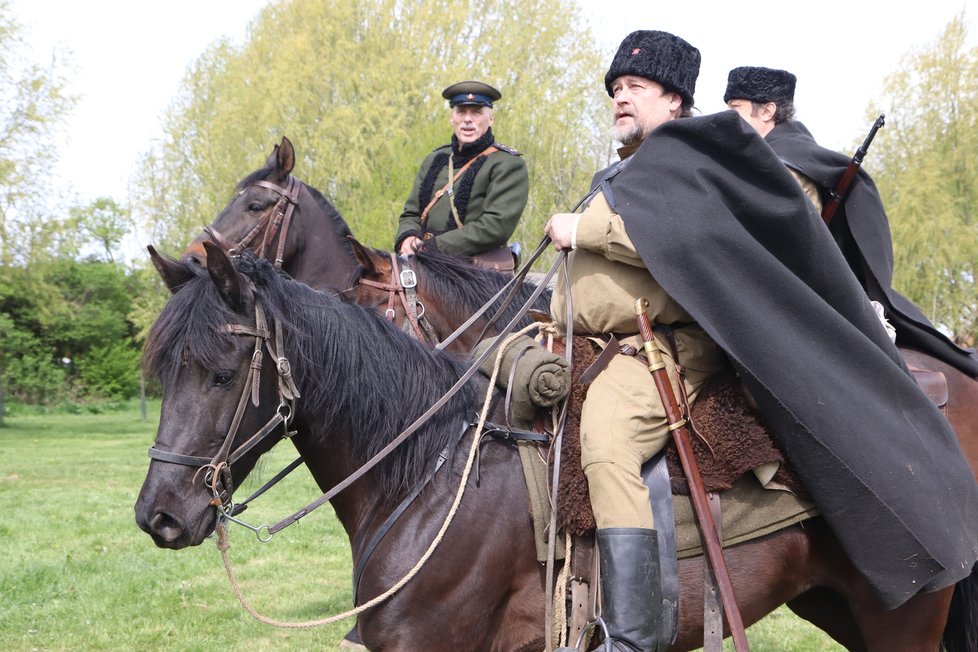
top-left (942, 562), bottom-right (978, 652)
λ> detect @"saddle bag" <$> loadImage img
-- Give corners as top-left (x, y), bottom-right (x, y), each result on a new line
top-left (471, 244), bottom-right (517, 274)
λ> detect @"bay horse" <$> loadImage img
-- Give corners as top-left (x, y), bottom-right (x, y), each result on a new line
top-left (183, 135), bottom-right (549, 354)
top-left (135, 245), bottom-right (978, 651)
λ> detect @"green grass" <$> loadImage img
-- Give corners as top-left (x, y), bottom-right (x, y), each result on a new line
top-left (0, 404), bottom-right (841, 651)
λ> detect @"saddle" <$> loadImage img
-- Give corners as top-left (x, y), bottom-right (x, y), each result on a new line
top-left (555, 336), bottom-right (809, 537)
top-left (554, 337), bottom-right (950, 535)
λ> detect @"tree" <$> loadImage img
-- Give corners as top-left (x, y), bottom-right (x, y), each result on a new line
top-left (69, 197), bottom-right (129, 264)
top-left (131, 0), bottom-right (608, 296)
top-left (869, 13), bottom-right (978, 343)
top-left (0, 2), bottom-right (75, 268)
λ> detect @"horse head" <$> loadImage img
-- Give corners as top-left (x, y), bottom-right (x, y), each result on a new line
top-left (183, 136), bottom-right (359, 292)
top-left (136, 242), bottom-right (294, 548)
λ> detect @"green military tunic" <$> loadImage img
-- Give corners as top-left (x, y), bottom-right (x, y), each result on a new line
top-left (552, 187), bottom-right (729, 529)
top-left (395, 131), bottom-right (529, 257)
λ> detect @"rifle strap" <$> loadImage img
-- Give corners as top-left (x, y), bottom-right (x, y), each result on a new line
top-left (420, 146), bottom-right (498, 228)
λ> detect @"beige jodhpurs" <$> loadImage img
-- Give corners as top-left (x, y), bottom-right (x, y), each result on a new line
top-left (581, 337), bottom-right (713, 529)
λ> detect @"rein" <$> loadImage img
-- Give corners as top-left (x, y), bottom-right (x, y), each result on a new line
top-left (230, 176), bottom-right (300, 269)
top-left (264, 245), bottom-right (563, 536)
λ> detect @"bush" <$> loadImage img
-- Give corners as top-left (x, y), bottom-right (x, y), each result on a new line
top-left (77, 343), bottom-right (141, 400)
top-left (1, 315), bottom-right (66, 404)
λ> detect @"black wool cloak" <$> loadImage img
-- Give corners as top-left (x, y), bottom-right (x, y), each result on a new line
top-left (765, 119), bottom-right (978, 377)
top-left (607, 110), bottom-right (978, 608)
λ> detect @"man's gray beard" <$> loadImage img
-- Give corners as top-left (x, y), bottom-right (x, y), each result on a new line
top-left (614, 122), bottom-right (645, 147)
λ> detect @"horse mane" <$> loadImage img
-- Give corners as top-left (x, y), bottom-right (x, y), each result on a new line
top-left (353, 248), bottom-right (552, 329)
top-left (144, 251), bottom-right (477, 500)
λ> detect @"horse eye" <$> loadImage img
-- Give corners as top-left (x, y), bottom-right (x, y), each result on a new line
top-left (214, 372), bottom-right (234, 387)
top-left (248, 202), bottom-right (263, 213)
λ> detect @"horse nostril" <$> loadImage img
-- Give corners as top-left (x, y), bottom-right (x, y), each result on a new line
top-left (150, 511), bottom-right (184, 543)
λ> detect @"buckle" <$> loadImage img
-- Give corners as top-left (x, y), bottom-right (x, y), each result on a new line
top-left (400, 268), bottom-right (418, 289)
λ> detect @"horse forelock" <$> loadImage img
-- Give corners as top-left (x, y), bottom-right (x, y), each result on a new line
top-left (143, 256), bottom-right (272, 388)
top-left (147, 251), bottom-right (476, 500)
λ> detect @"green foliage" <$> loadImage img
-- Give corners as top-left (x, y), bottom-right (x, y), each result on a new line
top-left (77, 342), bottom-right (141, 400)
top-left (41, 259), bottom-right (137, 357)
top-left (0, 1), bottom-right (76, 268)
top-left (869, 12), bottom-right (978, 343)
top-left (0, 313), bottom-right (65, 404)
top-left (68, 197), bottom-right (130, 263)
top-left (0, 258), bottom-right (142, 405)
top-left (131, 0), bottom-right (608, 331)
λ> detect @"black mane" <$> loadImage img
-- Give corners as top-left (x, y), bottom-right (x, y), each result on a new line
top-left (353, 248), bottom-right (552, 331)
top-left (144, 252), bottom-right (477, 499)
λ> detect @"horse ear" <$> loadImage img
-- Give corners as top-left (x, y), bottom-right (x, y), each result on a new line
top-left (265, 143), bottom-right (281, 170)
top-left (348, 235), bottom-right (384, 278)
top-left (148, 245), bottom-right (195, 293)
top-left (277, 136), bottom-right (296, 176)
top-left (202, 240), bottom-right (243, 309)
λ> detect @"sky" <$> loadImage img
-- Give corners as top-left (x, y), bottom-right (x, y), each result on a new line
top-left (10, 0), bottom-right (978, 208)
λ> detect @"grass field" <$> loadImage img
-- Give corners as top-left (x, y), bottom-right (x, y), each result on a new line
top-left (0, 403), bottom-right (842, 651)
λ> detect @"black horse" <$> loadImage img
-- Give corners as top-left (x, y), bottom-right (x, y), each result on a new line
top-left (135, 245), bottom-right (978, 651)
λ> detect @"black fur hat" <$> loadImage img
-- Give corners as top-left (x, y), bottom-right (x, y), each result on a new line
top-left (604, 30), bottom-right (701, 106)
top-left (724, 66), bottom-right (796, 104)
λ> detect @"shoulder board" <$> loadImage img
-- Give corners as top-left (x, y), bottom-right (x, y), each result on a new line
top-left (492, 143), bottom-right (522, 156)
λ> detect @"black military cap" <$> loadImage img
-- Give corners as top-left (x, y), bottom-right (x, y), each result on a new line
top-left (724, 66), bottom-right (797, 104)
top-left (442, 81), bottom-right (501, 108)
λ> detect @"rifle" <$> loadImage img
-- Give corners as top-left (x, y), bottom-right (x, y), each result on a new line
top-left (821, 114), bottom-right (885, 226)
top-left (634, 299), bottom-right (750, 652)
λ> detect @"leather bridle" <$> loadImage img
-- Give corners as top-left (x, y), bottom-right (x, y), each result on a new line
top-left (147, 297), bottom-right (300, 519)
top-left (356, 253), bottom-right (439, 344)
top-left (229, 176), bottom-right (301, 269)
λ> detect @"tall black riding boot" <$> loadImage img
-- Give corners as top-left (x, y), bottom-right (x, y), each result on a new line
top-left (597, 527), bottom-right (663, 652)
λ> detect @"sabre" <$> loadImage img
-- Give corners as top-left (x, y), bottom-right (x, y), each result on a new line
top-left (634, 298), bottom-right (750, 652)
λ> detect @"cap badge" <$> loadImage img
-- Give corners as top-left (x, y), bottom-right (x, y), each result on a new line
top-left (631, 48), bottom-right (641, 55)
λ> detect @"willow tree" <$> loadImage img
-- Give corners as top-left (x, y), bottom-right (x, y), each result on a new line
top-left (133, 0), bottom-right (608, 261)
top-left (0, 2), bottom-right (75, 268)
top-left (869, 13), bottom-right (978, 344)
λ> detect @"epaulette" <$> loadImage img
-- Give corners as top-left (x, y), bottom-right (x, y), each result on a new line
top-left (492, 142), bottom-right (522, 156)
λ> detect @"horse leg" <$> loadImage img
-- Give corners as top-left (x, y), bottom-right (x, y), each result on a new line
top-left (339, 624), bottom-right (365, 649)
top-left (799, 519), bottom-right (953, 651)
top-left (670, 523), bottom-right (823, 650)
top-left (847, 585), bottom-right (953, 651)
top-left (781, 520), bottom-right (866, 650)
top-left (786, 588), bottom-right (865, 651)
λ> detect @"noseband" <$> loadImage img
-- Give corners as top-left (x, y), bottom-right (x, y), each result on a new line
top-left (147, 297), bottom-right (300, 513)
top-left (229, 176), bottom-right (300, 269)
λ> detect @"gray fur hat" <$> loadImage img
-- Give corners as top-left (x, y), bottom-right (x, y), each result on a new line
top-left (724, 66), bottom-right (797, 104)
top-left (604, 30), bottom-right (701, 106)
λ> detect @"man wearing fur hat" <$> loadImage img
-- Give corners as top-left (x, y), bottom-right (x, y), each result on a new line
top-left (547, 30), bottom-right (978, 652)
top-left (547, 30), bottom-right (728, 651)
top-left (725, 66), bottom-right (978, 377)
top-left (395, 80), bottom-right (528, 272)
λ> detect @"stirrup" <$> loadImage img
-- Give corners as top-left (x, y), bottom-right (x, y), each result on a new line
top-left (554, 617), bottom-right (613, 652)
